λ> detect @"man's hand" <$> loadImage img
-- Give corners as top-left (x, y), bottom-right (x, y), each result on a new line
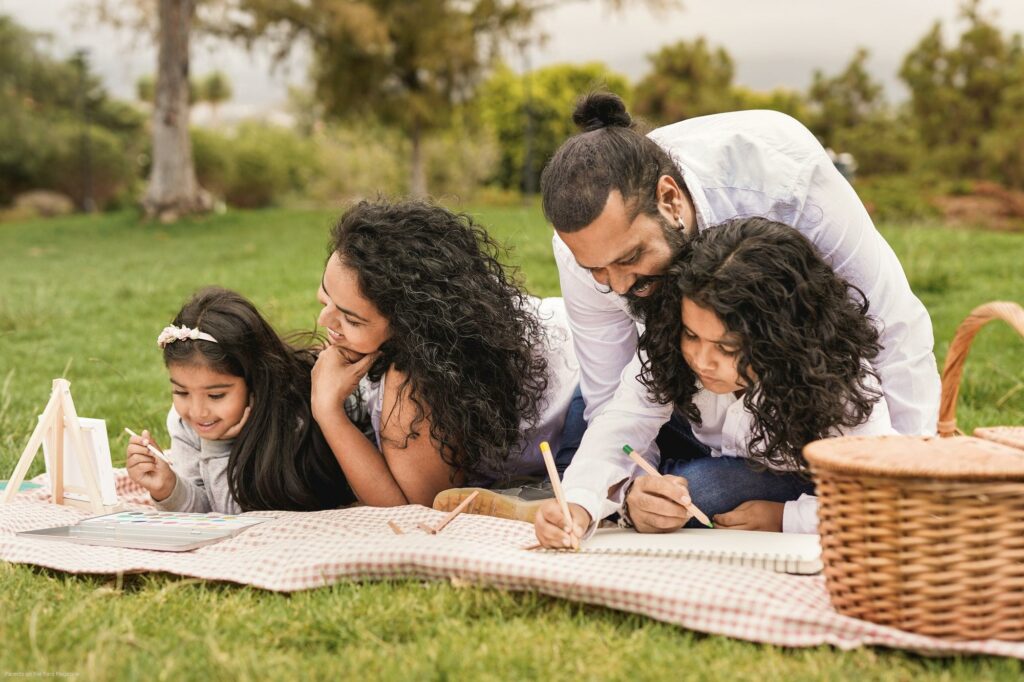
top-left (714, 500), bottom-right (784, 532)
top-left (625, 474), bottom-right (692, 533)
top-left (534, 500), bottom-right (591, 549)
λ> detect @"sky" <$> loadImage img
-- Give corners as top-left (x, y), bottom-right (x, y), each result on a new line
top-left (5, 0), bottom-right (1024, 119)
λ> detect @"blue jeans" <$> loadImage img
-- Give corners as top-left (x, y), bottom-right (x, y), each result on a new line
top-left (660, 456), bottom-right (815, 528)
top-left (656, 410), bottom-right (814, 528)
top-left (554, 384), bottom-right (587, 476)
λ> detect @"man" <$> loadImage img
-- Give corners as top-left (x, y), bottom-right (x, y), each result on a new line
top-left (533, 92), bottom-right (939, 548)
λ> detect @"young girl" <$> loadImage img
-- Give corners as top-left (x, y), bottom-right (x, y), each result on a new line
top-left (537, 216), bottom-right (896, 545)
top-left (126, 287), bottom-right (362, 513)
top-left (310, 199), bottom-right (581, 512)
top-left (629, 216), bottom-right (896, 534)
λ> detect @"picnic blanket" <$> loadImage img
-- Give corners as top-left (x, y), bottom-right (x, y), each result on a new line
top-left (2, 471), bottom-right (1023, 660)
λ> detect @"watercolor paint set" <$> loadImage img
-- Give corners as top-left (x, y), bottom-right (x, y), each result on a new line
top-left (17, 510), bottom-right (272, 552)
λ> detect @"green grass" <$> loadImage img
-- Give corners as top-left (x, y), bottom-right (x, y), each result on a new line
top-left (0, 207), bottom-right (1022, 679)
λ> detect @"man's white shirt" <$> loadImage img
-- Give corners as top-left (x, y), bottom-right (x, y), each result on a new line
top-left (555, 109), bottom-right (941, 533)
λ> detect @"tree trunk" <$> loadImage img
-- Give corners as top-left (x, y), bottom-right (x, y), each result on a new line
top-left (143, 0), bottom-right (211, 222)
top-left (409, 119), bottom-right (427, 198)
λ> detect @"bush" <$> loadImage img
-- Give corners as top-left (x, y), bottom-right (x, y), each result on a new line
top-left (305, 122), bottom-right (408, 202)
top-left (425, 126), bottom-right (499, 201)
top-left (855, 174), bottom-right (942, 223)
top-left (832, 114), bottom-right (925, 177)
top-left (28, 118), bottom-right (138, 209)
top-left (191, 128), bottom-right (234, 199)
top-left (189, 124), bottom-right (317, 208)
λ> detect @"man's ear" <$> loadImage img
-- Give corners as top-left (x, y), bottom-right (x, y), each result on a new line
top-left (656, 174), bottom-right (685, 218)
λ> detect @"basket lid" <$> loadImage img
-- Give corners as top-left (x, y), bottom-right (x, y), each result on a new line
top-left (804, 435), bottom-right (1024, 480)
top-left (974, 426), bottom-right (1024, 451)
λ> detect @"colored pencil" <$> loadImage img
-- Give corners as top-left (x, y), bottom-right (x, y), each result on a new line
top-left (540, 440), bottom-right (579, 550)
top-left (623, 444), bottom-right (713, 528)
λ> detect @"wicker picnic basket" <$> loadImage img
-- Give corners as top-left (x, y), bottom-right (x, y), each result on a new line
top-left (804, 301), bottom-right (1024, 641)
top-left (938, 301), bottom-right (1024, 450)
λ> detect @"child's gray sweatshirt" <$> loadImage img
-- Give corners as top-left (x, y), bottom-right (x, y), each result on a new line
top-left (153, 406), bottom-right (240, 514)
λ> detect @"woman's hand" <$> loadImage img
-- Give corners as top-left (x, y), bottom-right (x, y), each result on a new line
top-left (311, 347), bottom-right (377, 422)
top-left (125, 430), bottom-right (176, 501)
top-left (534, 500), bottom-right (590, 549)
top-left (714, 500), bottom-right (784, 532)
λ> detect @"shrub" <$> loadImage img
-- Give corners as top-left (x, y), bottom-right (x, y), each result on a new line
top-left (856, 174), bottom-right (942, 223)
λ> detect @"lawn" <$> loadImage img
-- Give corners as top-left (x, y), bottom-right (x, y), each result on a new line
top-left (1, 205), bottom-right (1022, 680)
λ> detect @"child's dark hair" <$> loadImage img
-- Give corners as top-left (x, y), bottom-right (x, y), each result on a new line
top-left (540, 91), bottom-right (687, 233)
top-left (164, 287), bottom-right (355, 511)
top-left (637, 217), bottom-right (884, 471)
top-left (329, 200), bottom-right (549, 483)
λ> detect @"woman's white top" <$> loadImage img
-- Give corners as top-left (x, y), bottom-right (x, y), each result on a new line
top-left (690, 371), bottom-right (896, 533)
top-left (359, 296), bottom-right (580, 486)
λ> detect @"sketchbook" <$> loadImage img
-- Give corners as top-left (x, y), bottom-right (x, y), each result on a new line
top-left (573, 528), bottom-right (822, 575)
top-left (16, 510), bottom-right (271, 552)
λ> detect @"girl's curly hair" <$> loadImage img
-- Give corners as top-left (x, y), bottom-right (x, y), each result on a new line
top-left (637, 217), bottom-right (884, 471)
top-left (329, 200), bottom-right (549, 484)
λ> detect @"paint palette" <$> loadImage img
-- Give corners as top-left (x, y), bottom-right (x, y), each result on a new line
top-left (81, 510), bottom-right (267, 532)
top-left (17, 510), bottom-right (273, 552)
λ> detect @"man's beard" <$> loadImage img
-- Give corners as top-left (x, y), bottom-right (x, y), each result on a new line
top-left (624, 214), bottom-right (689, 319)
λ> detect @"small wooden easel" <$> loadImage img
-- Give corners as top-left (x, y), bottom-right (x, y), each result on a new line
top-left (1, 378), bottom-right (114, 514)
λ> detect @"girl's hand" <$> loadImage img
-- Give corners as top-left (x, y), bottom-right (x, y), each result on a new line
top-left (222, 404), bottom-right (252, 439)
top-left (625, 474), bottom-right (692, 533)
top-left (714, 500), bottom-right (784, 532)
top-left (534, 500), bottom-right (590, 549)
top-left (311, 347), bottom-right (377, 422)
top-left (125, 430), bottom-right (176, 501)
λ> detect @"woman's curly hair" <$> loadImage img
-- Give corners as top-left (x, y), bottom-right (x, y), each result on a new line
top-left (329, 200), bottom-right (549, 484)
top-left (637, 217), bottom-right (884, 471)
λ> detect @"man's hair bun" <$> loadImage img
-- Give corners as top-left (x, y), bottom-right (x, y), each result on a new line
top-left (572, 91), bottom-right (633, 132)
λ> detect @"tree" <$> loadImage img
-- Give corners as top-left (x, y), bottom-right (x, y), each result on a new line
top-left (141, 0), bottom-right (211, 220)
top-left (899, 0), bottom-right (1022, 176)
top-left (477, 61), bottom-right (631, 192)
top-left (199, 70), bottom-right (232, 124)
top-left (220, 1), bottom-right (532, 198)
top-left (806, 48), bottom-right (884, 146)
top-left (633, 38), bottom-right (738, 126)
top-left (0, 14), bottom-right (144, 208)
top-left (93, 0), bottom-right (211, 220)
top-left (220, 0), bottom-right (670, 197)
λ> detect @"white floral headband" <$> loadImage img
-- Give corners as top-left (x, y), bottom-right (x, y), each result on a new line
top-left (157, 325), bottom-right (219, 349)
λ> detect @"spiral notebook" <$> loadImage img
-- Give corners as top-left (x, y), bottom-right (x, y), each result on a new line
top-left (575, 528), bottom-right (822, 575)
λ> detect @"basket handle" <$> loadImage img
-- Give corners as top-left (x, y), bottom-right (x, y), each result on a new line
top-left (938, 301), bottom-right (1024, 437)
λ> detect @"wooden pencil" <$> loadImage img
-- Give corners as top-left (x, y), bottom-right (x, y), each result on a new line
top-left (124, 427), bottom-right (173, 465)
top-left (623, 445), bottom-right (714, 528)
top-left (431, 489), bottom-right (479, 533)
top-left (540, 440), bottom-right (579, 550)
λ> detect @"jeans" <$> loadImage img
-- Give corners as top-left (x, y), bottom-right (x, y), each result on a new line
top-left (660, 456), bottom-right (816, 528)
top-left (554, 384), bottom-right (587, 476)
top-left (654, 409), bottom-right (814, 527)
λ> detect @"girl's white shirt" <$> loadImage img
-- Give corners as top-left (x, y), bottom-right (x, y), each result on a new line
top-left (359, 296), bottom-right (580, 486)
top-left (689, 371), bottom-right (896, 533)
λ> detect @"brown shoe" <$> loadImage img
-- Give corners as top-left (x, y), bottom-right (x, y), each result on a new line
top-left (432, 487), bottom-right (547, 523)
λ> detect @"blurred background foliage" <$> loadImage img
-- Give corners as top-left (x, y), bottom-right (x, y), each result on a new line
top-left (2, 0), bottom-right (1024, 226)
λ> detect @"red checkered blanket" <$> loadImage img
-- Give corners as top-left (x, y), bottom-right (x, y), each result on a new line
top-left (2, 471), bottom-right (1022, 659)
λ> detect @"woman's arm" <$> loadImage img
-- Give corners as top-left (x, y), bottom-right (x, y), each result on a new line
top-left (376, 366), bottom-right (463, 507)
top-left (312, 349), bottom-right (459, 506)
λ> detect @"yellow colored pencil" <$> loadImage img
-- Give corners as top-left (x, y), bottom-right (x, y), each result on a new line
top-left (540, 441), bottom-right (578, 549)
